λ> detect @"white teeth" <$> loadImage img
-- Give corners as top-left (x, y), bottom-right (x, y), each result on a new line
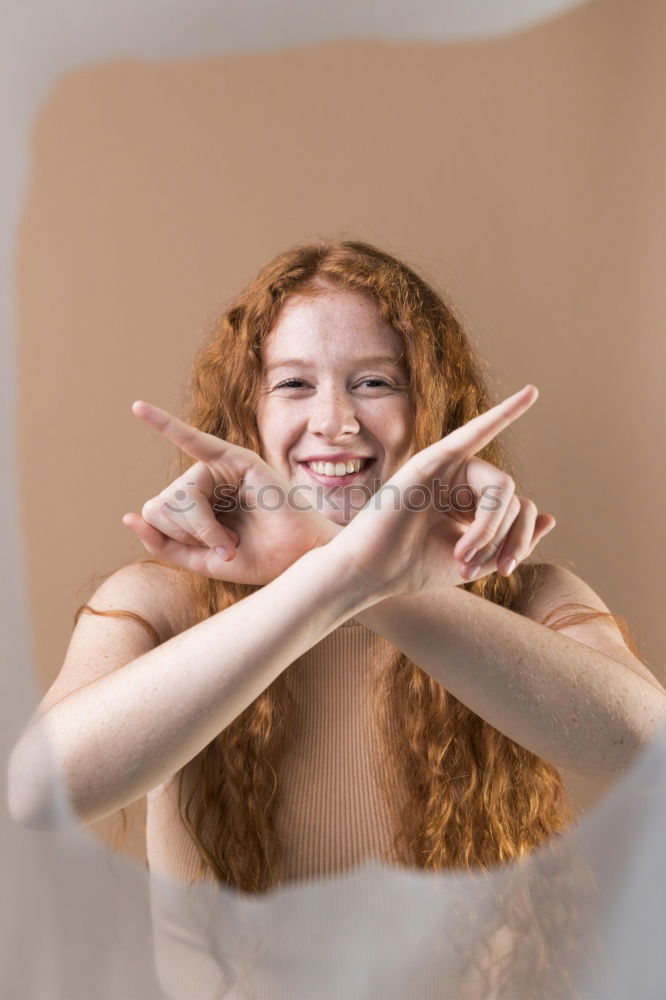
top-left (306, 458), bottom-right (366, 476)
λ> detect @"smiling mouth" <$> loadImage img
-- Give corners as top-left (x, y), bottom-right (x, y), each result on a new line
top-left (299, 457), bottom-right (374, 485)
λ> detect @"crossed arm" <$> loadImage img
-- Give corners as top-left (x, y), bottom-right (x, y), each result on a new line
top-left (352, 563), bottom-right (666, 778)
top-left (310, 503), bottom-right (666, 777)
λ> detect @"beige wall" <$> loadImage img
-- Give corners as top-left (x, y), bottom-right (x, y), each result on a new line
top-left (18, 0), bottom-right (666, 859)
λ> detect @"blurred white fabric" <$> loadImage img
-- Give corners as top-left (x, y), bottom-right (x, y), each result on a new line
top-left (3, 714), bottom-right (666, 998)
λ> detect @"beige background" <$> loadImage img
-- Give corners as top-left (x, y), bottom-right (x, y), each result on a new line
top-left (17, 0), bottom-right (666, 860)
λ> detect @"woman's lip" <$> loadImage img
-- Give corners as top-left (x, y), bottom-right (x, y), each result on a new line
top-left (298, 458), bottom-right (375, 486)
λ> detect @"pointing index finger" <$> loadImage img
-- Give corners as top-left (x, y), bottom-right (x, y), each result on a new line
top-left (131, 399), bottom-right (228, 465)
top-left (442, 384), bottom-right (538, 460)
top-left (424, 384), bottom-right (539, 466)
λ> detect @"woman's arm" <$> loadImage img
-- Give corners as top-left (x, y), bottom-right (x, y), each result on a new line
top-left (320, 501), bottom-right (666, 775)
top-left (7, 545), bottom-right (376, 830)
top-left (309, 476), bottom-right (666, 779)
top-left (354, 572), bottom-right (666, 778)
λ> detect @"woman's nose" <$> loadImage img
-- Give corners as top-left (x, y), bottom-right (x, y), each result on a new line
top-left (307, 389), bottom-right (360, 440)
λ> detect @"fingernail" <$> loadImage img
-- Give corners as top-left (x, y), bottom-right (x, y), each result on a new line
top-left (463, 548), bottom-right (477, 564)
top-left (469, 562), bottom-right (482, 576)
top-left (505, 558), bottom-right (517, 575)
top-left (215, 546), bottom-right (230, 561)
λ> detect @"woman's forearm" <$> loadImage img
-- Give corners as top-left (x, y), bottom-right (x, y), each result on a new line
top-left (355, 587), bottom-right (666, 777)
top-left (10, 547), bottom-right (375, 829)
top-left (314, 517), bottom-right (665, 775)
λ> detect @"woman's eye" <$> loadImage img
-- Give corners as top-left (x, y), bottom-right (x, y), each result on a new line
top-left (273, 377), bottom-right (393, 390)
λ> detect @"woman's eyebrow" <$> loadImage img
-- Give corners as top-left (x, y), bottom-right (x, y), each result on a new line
top-left (263, 354), bottom-right (404, 374)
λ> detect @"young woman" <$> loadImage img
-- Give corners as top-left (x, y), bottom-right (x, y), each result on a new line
top-left (9, 239), bottom-right (665, 906)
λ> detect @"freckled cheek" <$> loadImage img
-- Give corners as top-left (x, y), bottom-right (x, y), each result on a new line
top-left (370, 403), bottom-right (413, 460)
top-left (260, 403), bottom-right (303, 468)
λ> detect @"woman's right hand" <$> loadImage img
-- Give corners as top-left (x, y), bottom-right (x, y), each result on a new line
top-left (325, 385), bottom-right (556, 601)
top-left (122, 400), bottom-right (336, 585)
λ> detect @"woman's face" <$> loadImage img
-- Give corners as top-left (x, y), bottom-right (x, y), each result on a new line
top-left (256, 286), bottom-right (415, 525)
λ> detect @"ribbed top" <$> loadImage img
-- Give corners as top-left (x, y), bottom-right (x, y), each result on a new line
top-left (147, 618), bottom-right (404, 888)
top-left (275, 617), bottom-right (404, 881)
top-left (146, 620), bottom-right (456, 997)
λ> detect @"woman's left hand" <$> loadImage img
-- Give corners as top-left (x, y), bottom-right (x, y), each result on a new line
top-left (324, 385), bottom-right (556, 601)
top-left (122, 401), bottom-right (337, 585)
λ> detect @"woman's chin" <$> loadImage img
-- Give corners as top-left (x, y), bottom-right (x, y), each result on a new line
top-left (321, 507), bottom-right (352, 527)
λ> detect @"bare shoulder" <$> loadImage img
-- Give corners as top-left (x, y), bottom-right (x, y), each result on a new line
top-left (516, 561), bottom-right (665, 693)
top-left (122, 560), bottom-right (199, 642)
top-left (34, 560), bottom-right (197, 719)
top-left (83, 559), bottom-right (197, 644)
top-left (516, 560), bottom-right (614, 622)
